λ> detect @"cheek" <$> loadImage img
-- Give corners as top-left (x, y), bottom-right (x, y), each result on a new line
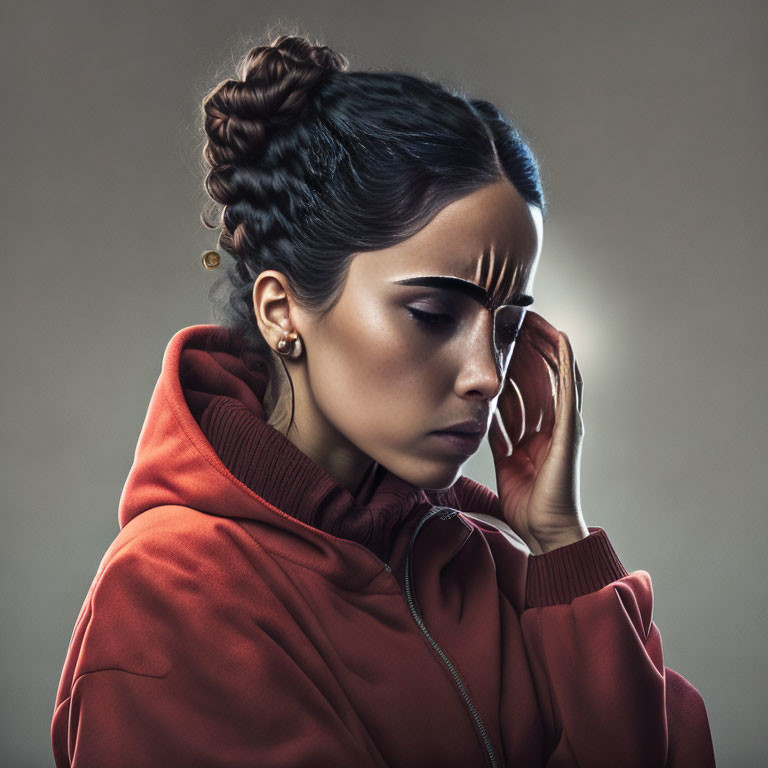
top-left (308, 305), bottom-right (439, 438)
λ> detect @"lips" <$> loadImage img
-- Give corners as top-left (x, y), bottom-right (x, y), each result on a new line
top-left (430, 429), bottom-right (485, 455)
top-left (437, 419), bottom-right (486, 435)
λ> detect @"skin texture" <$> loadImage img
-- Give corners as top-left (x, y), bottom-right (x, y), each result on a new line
top-left (252, 180), bottom-right (542, 501)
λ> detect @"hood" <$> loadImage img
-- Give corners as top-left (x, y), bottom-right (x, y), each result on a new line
top-left (117, 324), bottom-right (495, 564)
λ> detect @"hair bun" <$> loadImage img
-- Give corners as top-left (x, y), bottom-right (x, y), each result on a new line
top-left (239, 34), bottom-right (349, 83)
top-left (202, 35), bottom-right (349, 170)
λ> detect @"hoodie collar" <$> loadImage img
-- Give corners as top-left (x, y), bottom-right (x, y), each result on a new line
top-left (119, 324), bottom-right (463, 566)
top-left (197, 392), bottom-right (446, 562)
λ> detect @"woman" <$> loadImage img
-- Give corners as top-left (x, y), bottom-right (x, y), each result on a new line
top-left (51, 34), bottom-right (716, 767)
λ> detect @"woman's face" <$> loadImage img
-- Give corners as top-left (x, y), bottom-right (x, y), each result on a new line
top-left (266, 180), bottom-right (542, 494)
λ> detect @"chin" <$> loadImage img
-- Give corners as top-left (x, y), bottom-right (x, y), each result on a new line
top-left (394, 460), bottom-right (464, 493)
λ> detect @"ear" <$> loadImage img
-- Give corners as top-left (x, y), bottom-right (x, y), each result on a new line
top-left (252, 271), bottom-right (298, 347)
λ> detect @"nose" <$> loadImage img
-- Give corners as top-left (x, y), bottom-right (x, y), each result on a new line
top-left (453, 310), bottom-right (505, 401)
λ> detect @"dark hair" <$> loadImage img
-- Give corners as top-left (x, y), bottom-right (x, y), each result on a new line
top-left (199, 33), bottom-right (546, 428)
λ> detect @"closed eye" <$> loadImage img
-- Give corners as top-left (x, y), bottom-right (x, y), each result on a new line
top-left (407, 307), bottom-right (521, 343)
top-left (406, 307), bottom-right (454, 327)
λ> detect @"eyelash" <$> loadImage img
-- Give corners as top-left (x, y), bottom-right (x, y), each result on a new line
top-left (407, 307), bottom-right (452, 326)
top-left (407, 307), bottom-right (520, 342)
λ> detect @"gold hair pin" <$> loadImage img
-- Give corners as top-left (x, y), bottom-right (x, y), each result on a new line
top-left (201, 250), bottom-right (221, 270)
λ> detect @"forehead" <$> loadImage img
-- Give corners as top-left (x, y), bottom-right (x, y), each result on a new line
top-left (351, 181), bottom-right (542, 297)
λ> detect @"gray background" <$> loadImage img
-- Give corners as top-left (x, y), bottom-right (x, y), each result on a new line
top-left (2, 1), bottom-right (765, 765)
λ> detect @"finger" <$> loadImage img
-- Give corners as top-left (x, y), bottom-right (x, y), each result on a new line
top-left (524, 333), bottom-right (560, 399)
top-left (519, 331), bottom-right (561, 428)
top-left (560, 331), bottom-right (582, 415)
top-left (496, 369), bottom-right (526, 445)
top-left (503, 337), bottom-right (556, 440)
top-left (488, 409), bottom-right (513, 459)
top-left (574, 356), bottom-right (583, 413)
top-left (519, 310), bottom-right (560, 351)
top-left (558, 331), bottom-right (583, 437)
top-left (518, 313), bottom-right (561, 386)
top-left (555, 332), bottom-right (570, 429)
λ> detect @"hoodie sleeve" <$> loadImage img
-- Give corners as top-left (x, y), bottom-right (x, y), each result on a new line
top-left (50, 519), bottom-right (378, 768)
top-left (519, 526), bottom-right (717, 767)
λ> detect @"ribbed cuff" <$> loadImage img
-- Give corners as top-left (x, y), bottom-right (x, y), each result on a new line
top-left (525, 526), bottom-right (629, 608)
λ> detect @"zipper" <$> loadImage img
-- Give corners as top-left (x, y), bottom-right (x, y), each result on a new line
top-left (403, 505), bottom-right (499, 768)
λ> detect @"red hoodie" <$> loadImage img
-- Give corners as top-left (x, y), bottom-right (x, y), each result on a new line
top-left (51, 324), bottom-right (716, 767)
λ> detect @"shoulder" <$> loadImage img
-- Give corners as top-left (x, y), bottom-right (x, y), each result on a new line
top-left (101, 505), bottom-right (248, 573)
top-left (92, 506), bottom-right (252, 600)
top-left (77, 507), bottom-right (262, 678)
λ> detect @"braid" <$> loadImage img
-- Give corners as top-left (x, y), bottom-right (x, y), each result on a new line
top-left (203, 35), bottom-right (348, 169)
top-left (200, 35), bottom-right (348, 344)
top-left (202, 35), bottom-right (348, 254)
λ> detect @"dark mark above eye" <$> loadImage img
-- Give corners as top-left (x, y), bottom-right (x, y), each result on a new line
top-left (393, 276), bottom-right (534, 308)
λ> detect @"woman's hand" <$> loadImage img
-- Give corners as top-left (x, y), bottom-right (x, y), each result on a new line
top-left (488, 310), bottom-right (591, 554)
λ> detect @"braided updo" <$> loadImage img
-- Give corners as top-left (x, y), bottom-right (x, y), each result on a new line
top-left (199, 33), bottom-right (546, 427)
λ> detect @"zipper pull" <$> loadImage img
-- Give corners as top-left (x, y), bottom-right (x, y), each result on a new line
top-left (383, 563), bottom-right (392, 573)
top-left (439, 507), bottom-right (459, 520)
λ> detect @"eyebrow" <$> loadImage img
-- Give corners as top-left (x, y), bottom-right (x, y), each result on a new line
top-left (392, 276), bottom-right (534, 307)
